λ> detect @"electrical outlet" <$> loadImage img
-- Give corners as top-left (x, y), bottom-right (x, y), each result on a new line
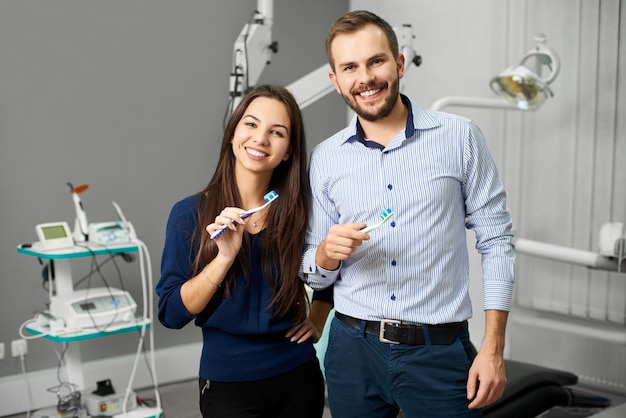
top-left (0, 342), bottom-right (5, 360)
top-left (11, 339), bottom-right (27, 358)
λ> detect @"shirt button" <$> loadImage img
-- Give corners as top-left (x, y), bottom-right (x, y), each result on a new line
top-left (391, 260), bottom-right (397, 266)
top-left (390, 221), bottom-right (396, 227)
top-left (387, 184), bottom-right (393, 190)
top-left (391, 294), bottom-right (396, 301)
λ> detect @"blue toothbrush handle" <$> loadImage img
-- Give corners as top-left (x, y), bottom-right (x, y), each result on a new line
top-left (210, 211), bottom-right (254, 240)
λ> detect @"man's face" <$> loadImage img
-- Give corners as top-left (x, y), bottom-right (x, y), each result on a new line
top-left (329, 24), bottom-right (405, 122)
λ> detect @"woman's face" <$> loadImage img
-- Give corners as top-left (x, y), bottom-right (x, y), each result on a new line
top-left (231, 96), bottom-right (292, 176)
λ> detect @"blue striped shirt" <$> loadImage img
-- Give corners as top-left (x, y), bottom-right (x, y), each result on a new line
top-left (301, 96), bottom-right (515, 324)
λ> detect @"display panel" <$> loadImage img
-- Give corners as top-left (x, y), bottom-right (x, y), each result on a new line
top-left (35, 221), bottom-right (74, 250)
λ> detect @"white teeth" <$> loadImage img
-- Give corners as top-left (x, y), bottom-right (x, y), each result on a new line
top-left (360, 89), bottom-right (380, 97)
top-left (247, 148), bottom-right (267, 157)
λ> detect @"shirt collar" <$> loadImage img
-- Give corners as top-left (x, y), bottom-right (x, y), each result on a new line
top-left (343, 94), bottom-right (440, 147)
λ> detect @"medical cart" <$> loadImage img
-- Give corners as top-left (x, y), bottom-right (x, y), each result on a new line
top-left (17, 242), bottom-right (162, 418)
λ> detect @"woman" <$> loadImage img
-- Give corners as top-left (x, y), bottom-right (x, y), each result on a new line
top-left (156, 84), bottom-right (332, 418)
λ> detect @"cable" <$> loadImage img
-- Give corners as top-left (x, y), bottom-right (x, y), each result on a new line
top-left (19, 314), bottom-right (75, 340)
top-left (17, 349), bottom-right (33, 418)
top-left (49, 346), bottom-right (87, 417)
top-left (18, 318), bottom-right (55, 340)
top-left (55, 343), bottom-right (70, 384)
top-left (47, 382), bottom-right (85, 417)
top-left (72, 242), bottom-right (135, 333)
top-left (120, 238), bottom-right (161, 413)
top-left (72, 252), bottom-right (126, 289)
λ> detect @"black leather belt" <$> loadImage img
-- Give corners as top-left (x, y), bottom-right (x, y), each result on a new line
top-left (335, 312), bottom-right (467, 345)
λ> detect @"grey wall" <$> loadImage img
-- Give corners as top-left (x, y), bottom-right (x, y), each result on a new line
top-left (0, 0), bottom-right (348, 380)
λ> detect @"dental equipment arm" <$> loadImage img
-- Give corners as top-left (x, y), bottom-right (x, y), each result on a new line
top-left (514, 237), bottom-right (623, 273)
top-left (228, 1), bottom-right (421, 112)
top-left (228, 0), bottom-right (276, 113)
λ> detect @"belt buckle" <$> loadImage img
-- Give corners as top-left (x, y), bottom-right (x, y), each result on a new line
top-left (379, 319), bottom-right (402, 344)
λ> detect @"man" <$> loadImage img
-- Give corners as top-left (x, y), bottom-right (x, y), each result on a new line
top-left (301, 10), bottom-right (515, 418)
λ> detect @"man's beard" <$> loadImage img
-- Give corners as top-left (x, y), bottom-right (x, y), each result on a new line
top-left (342, 76), bottom-right (400, 122)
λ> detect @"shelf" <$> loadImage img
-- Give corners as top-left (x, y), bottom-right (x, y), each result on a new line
top-left (26, 317), bottom-right (151, 343)
top-left (113, 407), bottom-right (164, 418)
top-left (17, 241), bottom-right (139, 260)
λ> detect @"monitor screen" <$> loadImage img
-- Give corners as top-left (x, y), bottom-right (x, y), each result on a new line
top-left (42, 224), bottom-right (69, 240)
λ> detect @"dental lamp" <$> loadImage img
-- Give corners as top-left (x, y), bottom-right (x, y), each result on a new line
top-left (431, 34), bottom-right (560, 112)
top-left (430, 36), bottom-right (625, 274)
top-left (489, 33), bottom-right (560, 111)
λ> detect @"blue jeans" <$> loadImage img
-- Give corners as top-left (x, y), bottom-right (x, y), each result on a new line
top-left (324, 316), bottom-right (483, 418)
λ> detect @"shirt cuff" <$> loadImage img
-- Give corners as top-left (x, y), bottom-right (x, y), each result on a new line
top-left (483, 280), bottom-right (514, 311)
top-left (301, 248), bottom-right (340, 289)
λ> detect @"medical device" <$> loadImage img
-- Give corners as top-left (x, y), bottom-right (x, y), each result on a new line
top-left (84, 388), bottom-right (137, 416)
top-left (49, 287), bottom-right (137, 330)
top-left (228, 0), bottom-right (421, 114)
top-left (598, 222), bottom-right (625, 272)
top-left (35, 221), bottom-right (75, 250)
top-left (89, 221), bottom-right (131, 245)
top-left (89, 201), bottom-right (137, 245)
top-left (68, 182), bottom-right (90, 242)
top-left (113, 200), bottom-right (137, 241)
top-left (65, 182), bottom-right (137, 245)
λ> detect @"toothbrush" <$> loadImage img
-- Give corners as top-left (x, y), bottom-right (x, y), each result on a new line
top-left (210, 190), bottom-right (279, 240)
top-left (360, 208), bottom-right (393, 234)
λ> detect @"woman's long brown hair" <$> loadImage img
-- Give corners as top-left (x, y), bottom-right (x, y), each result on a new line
top-left (192, 84), bottom-right (310, 323)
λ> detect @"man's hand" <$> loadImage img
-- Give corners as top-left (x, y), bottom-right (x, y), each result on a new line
top-left (467, 309), bottom-right (508, 409)
top-left (316, 223), bottom-right (368, 270)
top-left (466, 348), bottom-right (506, 409)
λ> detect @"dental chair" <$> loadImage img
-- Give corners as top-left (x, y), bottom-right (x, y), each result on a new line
top-left (483, 357), bottom-right (611, 418)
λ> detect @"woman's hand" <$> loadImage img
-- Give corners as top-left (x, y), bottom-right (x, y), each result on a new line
top-left (285, 300), bottom-right (333, 344)
top-left (206, 207), bottom-right (247, 258)
top-left (286, 319), bottom-right (321, 344)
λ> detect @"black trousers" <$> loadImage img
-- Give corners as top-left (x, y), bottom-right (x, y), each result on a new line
top-left (199, 357), bottom-right (326, 418)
